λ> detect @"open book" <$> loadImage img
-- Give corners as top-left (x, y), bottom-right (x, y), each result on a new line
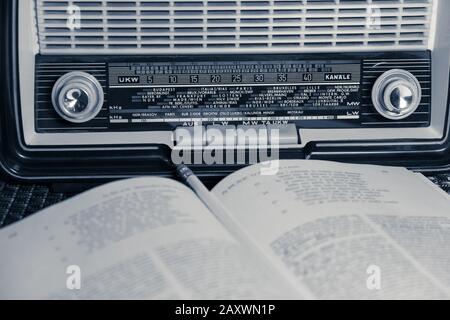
top-left (0, 160), bottom-right (449, 300)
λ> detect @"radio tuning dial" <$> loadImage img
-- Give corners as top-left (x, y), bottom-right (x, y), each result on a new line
top-left (371, 69), bottom-right (422, 120)
top-left (51, 71), bottom-right (104, 123)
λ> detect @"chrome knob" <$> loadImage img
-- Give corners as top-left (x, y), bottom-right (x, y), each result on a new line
top-left (51, 71), bottom-right (104, 123)
top-left (371, 69), bottom-right (421, 120)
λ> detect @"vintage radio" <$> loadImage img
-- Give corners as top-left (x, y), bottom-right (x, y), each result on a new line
top-left (0, 0), bottom-right (449, 181)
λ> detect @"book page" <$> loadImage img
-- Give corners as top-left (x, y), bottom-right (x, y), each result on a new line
top-left (0, 177), bottom-right (295, 300)
top-left (212, 160), bottom-right (450, 299)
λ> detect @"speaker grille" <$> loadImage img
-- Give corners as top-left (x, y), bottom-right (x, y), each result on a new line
top-left (35, 0), bottom-right (435, 54)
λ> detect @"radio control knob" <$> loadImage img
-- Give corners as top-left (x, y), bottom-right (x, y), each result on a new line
top-left (371, 69), bottom-right (421, 120)
top-left (51, 71), bottom-right (104, 123)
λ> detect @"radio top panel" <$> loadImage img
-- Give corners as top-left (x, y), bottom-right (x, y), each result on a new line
top-left (34, 52), bottom-right (432, 146)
